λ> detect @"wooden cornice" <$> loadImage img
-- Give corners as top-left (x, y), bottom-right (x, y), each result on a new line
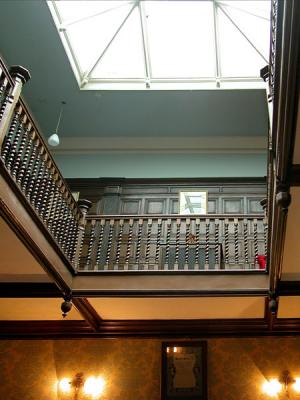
top-left (1, 317), bottom-right (300, 338)
top-left (66, 177), bottom-right (267, 190)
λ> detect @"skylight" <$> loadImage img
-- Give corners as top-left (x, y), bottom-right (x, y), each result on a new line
top-left (48, 0), bottom-right (271, 90)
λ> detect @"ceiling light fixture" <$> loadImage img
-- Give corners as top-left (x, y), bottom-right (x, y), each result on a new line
top-left (48, 100), bottom-right (66, 147)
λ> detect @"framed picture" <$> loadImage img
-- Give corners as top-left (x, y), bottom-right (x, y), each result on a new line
top-left (179, 191), bottom-right (208, 215)
top-left (161, 341), bottom-right (207, 400)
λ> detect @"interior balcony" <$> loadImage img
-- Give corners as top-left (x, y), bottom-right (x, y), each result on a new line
top-left (0, 55), bottom-right (269, 300)
top-left (1, 0), bottom-right (300, 338)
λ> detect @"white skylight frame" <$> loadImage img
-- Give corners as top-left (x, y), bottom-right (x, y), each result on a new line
top-left (48, 0), bottom-right (271, 90)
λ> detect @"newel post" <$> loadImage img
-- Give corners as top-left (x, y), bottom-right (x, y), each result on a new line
top-left (0, 65), bottom-right (31, 146)
top-left (73, 199), bottom-right (92, 271)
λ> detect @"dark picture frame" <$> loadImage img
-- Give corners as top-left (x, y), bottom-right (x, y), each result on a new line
top-left (161, 341), bottom-right (207, 400)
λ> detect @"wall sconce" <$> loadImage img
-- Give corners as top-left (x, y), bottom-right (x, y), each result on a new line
top-left (262, 370), bottom-right (300, 398)
top-left (58, 372), bottom-right (105, 399)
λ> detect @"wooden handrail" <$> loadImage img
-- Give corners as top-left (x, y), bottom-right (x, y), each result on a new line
top-left (86, 213), bottom-right (264, 220)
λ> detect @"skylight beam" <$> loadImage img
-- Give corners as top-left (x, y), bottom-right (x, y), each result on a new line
top-left (218, 3), bottom-right (268, 63)
top-left (59, 1), bottom-right (135, 29)
top-left (213, 1), bottom-right (221, 87)
top-left (85, 1), bottom-right (139, 81)
top-left (218, 2), bottom-right (270, 22)
top-left (138, 1), bottom-right (152, 88)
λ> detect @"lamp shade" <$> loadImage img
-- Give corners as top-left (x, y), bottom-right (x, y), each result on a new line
top-left (48, 133), bottom-right (60, 147)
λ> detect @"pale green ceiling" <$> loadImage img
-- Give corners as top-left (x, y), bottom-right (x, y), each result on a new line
top-left (0, 1), bottom-right (268, 140)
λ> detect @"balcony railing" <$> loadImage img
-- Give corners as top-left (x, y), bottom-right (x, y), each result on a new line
top-left (0, 60), bottom-right (83, 267)
top-left (78, 214), bottom-right (267, 272)
top-left (0, 57), bottom-right (268, 275)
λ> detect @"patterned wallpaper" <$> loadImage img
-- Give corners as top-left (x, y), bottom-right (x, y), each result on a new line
top-left (1, 337), bottom-right (300, 400)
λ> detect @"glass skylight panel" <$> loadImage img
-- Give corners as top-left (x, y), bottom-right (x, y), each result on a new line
top-left (218, 10), bottom-right (265, 78)
top-left (90, 7), bottom-right (145, 79)
top-left (219, 1), bottom-right (270, 62)
top-left (48, 0), bottom-right (271, 90)
top-left (144, 1), bottom-right (215, 78)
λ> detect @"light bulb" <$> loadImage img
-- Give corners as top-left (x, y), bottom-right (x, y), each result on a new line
top-left (293, 377), bottom-right (300, 393)
top-left (262, 379), bottom-right (282, 397)
top-left (58, 378), bottom-right (71, 393)
top-left (48, 133), bottom-right (60, 147)
top-left (83, 376), bottom-right (105, 398)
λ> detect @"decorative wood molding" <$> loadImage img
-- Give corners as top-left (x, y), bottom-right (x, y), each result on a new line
top-left (67, 177), bottom-right (267, 191)
top-left (72, 289), bottom-right (269, 297)
top-left (72, 298), bottom-right (102, 331)
top-left (1, 317), bottom-right (300, 338)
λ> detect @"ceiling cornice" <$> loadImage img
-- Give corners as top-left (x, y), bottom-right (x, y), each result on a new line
top-left (52, 136), bottom-right (267, 155)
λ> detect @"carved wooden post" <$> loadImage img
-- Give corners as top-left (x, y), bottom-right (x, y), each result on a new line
top-left (0, 66), bottom-right (30, 146)
top-left (74, 199), bottom-right (92, 270)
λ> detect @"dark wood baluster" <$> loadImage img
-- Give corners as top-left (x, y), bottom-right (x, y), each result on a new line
top-left (253, 218), bottom-right (258, 268)
top-left (47, 182), bottom-right (60, 233)
top-left (205, 218), bottom-right (210, 270)
top-left (71, 220), bottom-right (82, 267)
top-left (30, 147), bottom-right (45, 208)
top-left (11, 115), bottom-right (27, 179)
top-left (0, 76), bottom-right (9, 100)
top-left (16, 124), bottom-right (32, 186)
top-left (243, 219), bottom-right (249, 267)
top-left (96, 219), bottom-right (105, 269)
top-left (65, 215), bottom-right (76, 261)
top-left (55, 193), bottom-right (69, 248)
top-left (174, 218), bottom-right (180, 270)
top-left (21, 132), bottom-right (37, 193)
top-left (1, 110), bottom-right (19, 162)
top-left (215, 219), bottom-right (220, 269)
top-left (26, 139), bottom-right (42, 200)
top-left (195, 218), bottom-right (200, 270)
top-left (34, 154), bottom-right (49, 214)
top-left (0, 79), bottom-right (8, 102)
top-left (114, 219), bottom-right (124, 270)
top-left (135, 218), bottom-right (143, 269)
top-left (224, 218), bottom-right (229, 266)
top-left (76, 219), bottom-right (87, 269)
top-left (124, 219), bottom-right (134, 270)
top-left (51, 188), bottom-right (65, 242)
top-left (0, 90), bottom-right (10, 122)
top-left (263, 217), bottom-right (268, 257)
top-left (60, 199), bottom-right (73, 253)
top-left (184, 218), bottom-right (190, 270)
top-left (67, 210), bottom-right (81, 262)
top-left (6, 117), bottom-right (23, 171)
top-left (104, 219), bottom-right (114, 270)
top-left (154, 218), bottom-right (162, 270)
top-left (164, 218), bottom-right (171, 270)
top-left (86, 219), bottom-right (96, 269)
top-left (40, 164), bottom-right (54, 221)
top-left (234, 218), bottom-right (239, 265)
top-left (144, 219), bottom-right (152, 270)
